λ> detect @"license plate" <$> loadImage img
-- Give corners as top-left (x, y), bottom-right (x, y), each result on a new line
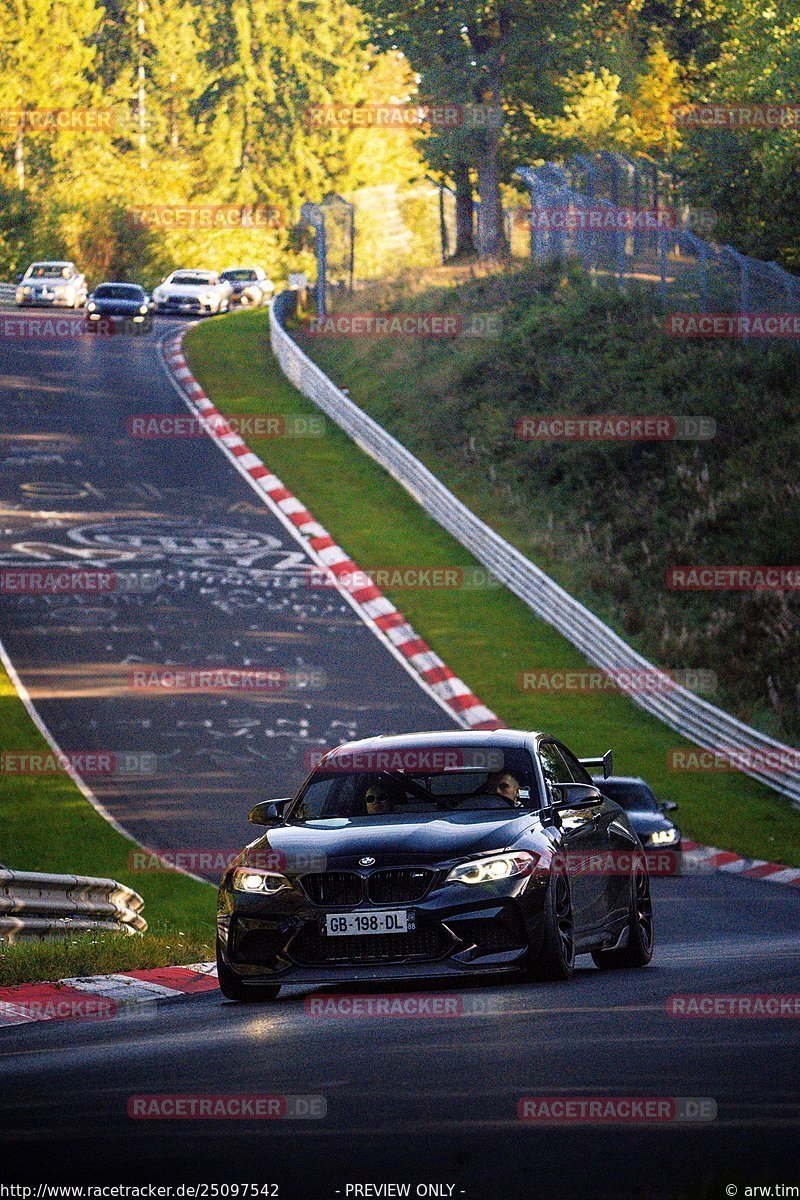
top-left (323, 910), bottom-right (412, 936)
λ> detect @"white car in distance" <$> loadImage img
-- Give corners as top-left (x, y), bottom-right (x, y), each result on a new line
top-left (151, 270), bottom-right (232, 316)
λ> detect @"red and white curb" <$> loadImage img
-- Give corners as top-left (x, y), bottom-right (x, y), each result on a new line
top-left (161, 330), bottom-right (502, 732)
top-left (0, 962), bottom-right (217, 1028)
top-left (682, 840), bottom-right (800, 887)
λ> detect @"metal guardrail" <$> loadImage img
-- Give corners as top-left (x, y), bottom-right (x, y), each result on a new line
top-left (0, 282), bottom-right (17, 303)
top-left (269, 291), bottom-right (800, 807)
top-left (0, 869), bottom-right (146, 942)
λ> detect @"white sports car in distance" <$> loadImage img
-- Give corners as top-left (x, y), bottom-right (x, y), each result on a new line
top-left (151, 270), bottom-right (232, 316)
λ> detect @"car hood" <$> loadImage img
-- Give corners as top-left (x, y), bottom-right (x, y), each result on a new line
top-left (159, 283), bottom-right (218, 297)
top-left (624, 810), bottom-right (678, 836)
top-left (244, 812), bottom-right (540, 870)
top-left (26, 277), bottom-right (76, 287)
top-left (93, 298), bottom-right (146, 312)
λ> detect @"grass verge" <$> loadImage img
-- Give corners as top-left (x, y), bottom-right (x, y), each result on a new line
top-left (0, 663), bottom-right (214, 986)
top-left (183, 305), bottom-right (800, 867)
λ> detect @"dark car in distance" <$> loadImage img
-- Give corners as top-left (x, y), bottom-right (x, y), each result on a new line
top-left (216, 730), bottom-right (655, 1000)
top-left (85, 283), bottom-right (153, 333)
top-left (592, 776), bottom-right (681, 868)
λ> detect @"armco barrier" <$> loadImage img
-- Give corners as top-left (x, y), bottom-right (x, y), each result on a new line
top-left (0, 282), bottom-right (17, 304)
top-left (269, 291), bottom-right (800, 807)
top-left (0, 869), bottom-right (146, 942)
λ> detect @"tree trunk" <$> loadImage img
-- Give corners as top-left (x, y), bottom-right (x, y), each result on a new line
top-left (452, 160), bottom-right (476, 258)
top-left (475, 134), bottom-right (508, 258)
top-left (15, 127), bottom-right (24, 190)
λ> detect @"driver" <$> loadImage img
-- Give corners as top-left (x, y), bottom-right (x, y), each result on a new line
top-left (484, 771), bottom-right (523, 806)
top-left (364, 783), bottom-right (395, 816)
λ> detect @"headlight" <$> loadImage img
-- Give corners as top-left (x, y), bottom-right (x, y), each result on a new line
top-left (139, 304), bottom-right (148, 314)
top-left (231, 867), bottom-right (290, 894)
top-left (446, 851), bottom-right (538, 886)
top-left (649, 829), bottom-right (678, 846)
top-left (86, 301), bottom-right (96, 312)
top-left (22, 286), bottom-right (31, 294)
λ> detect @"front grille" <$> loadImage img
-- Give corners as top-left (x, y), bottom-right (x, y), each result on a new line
top-left (291, 922), bottom-right (445, 964)
top-left (368, 868), bottom-right (434, 904)
top-left (300, 871), bottom-right (364, 906)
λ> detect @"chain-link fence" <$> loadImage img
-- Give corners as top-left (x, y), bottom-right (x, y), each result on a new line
top-left (515, 152), bottom-right (800, 326)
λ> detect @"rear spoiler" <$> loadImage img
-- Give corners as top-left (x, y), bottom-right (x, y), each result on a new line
top-left (579, 750), bottom-right (613, 779)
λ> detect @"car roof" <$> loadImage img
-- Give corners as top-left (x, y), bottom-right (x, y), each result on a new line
top-left (31, 261), bottom-right (73, 268)
top-left (95, 281), bottom-right (143, 287)
top-left (593, 775), bottom-right (647, 786)
top-left (324, 729), bottom-right (545, 759)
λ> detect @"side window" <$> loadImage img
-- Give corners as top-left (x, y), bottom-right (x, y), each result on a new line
top-left (558, 744), bottom-right (593, 786)
top-left (538, 742), bottom-right (573, 802)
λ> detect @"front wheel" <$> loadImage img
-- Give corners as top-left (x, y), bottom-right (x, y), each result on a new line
top-left (216, 938), bottom-right (281, 1001)
top-left (528, 865), bottom-right (575, 981)
top-left (592, 857), bottom-right (653, 970)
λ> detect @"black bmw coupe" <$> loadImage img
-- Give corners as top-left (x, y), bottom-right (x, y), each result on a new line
top-left (216, 729), bottom-right (654, 1000)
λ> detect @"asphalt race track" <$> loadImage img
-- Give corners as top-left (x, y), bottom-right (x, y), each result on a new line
top-left (1, 319), bottom-right (799, 1198)
top-left (0, 318), bottom-right (454, 861)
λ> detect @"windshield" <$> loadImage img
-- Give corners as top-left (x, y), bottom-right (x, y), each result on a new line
top-left (289, 748), bottom-right (538, 823)
top-left (599, 781), bottom-right (659, 812)
top-left (170, 272), bottom-right (215, 285)
top-left (221, 269), bottom-right (257, 281)
top-left (27, 264), bottom-right (72, 279)
top-left (94, 284), bottom-right (144, 299)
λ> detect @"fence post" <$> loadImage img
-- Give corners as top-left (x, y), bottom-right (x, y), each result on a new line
top-left (659, 228), bottom-right (668, 308)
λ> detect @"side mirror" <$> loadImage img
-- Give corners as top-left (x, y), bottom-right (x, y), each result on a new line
top-left (551, 783), bottom-right (604, 810)
top-left (661, 799), bottom-right (678, 812)
top-left (247, 798), bottom-right (291, 825)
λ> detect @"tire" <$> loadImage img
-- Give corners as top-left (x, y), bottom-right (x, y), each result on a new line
top-left (216, 938), bottom-right (281, 1001)
top-left (528, 864), bottom-right (575, 981)
top-left (591, 856), bottom-right (654, 970)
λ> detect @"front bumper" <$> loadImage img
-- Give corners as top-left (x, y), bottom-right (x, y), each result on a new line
top-left (17, 293), bottom-right (78, 308)
top-left (218, 871), bottom-right (549, 987)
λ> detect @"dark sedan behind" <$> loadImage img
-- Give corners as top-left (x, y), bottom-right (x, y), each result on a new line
top-left (86, 283), bottom-right (153, 333)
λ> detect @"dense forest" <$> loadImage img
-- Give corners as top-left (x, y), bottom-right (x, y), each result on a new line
top-left (1, 0), bottom-right (798, 282)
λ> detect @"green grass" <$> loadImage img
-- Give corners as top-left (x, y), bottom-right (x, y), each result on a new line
top-left (0, 665), bottom-right (215, 986)
top-left (183, 305), bottom-right (800, 867)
